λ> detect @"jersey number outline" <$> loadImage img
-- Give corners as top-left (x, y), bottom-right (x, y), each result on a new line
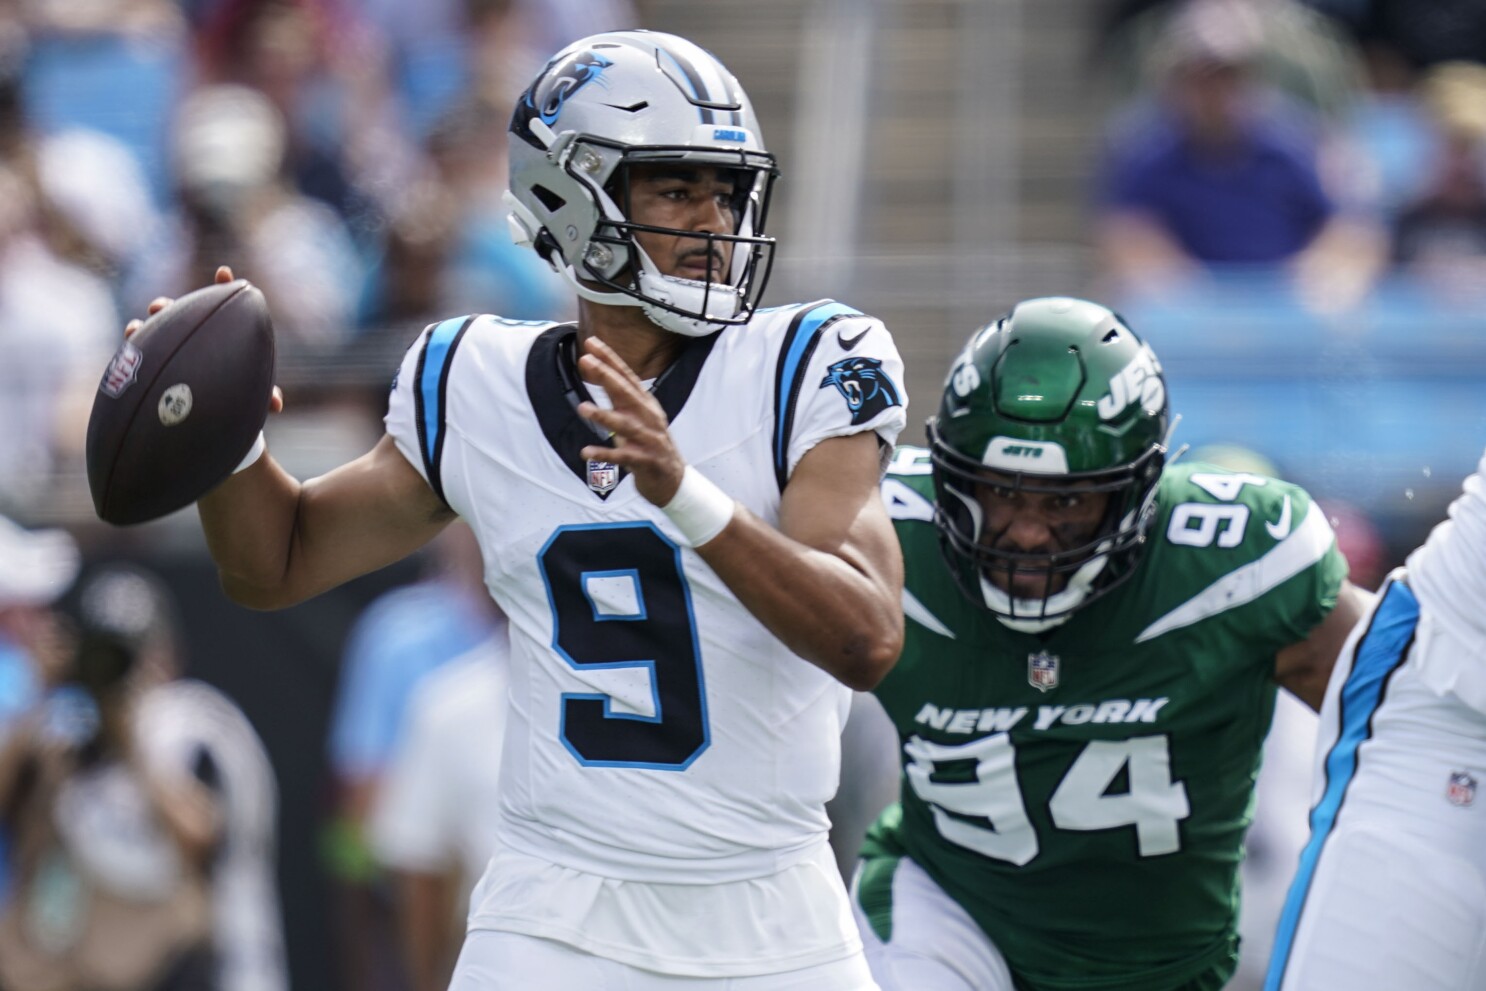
top-left (538, 522), bottom-right (710, 769)
top-left (906, 732), bottom-right (1190, 865)
top-left (1166, 472), bottom-right (1269, 549)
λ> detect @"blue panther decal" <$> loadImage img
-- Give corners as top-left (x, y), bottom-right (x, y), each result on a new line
top-left (511, 51), bottom-right (612, 146)
top-left (820, 356), bottom-right (902, 426)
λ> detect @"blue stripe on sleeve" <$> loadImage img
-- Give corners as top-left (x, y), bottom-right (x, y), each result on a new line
top-left (418, 317), bottom-right (468, 479)
top-left (1264, 578), bottom-right (1419, 991)
top-left (773, 301), bottom-right (862, 482)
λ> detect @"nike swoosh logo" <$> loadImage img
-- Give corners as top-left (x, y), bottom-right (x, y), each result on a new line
top-left (837, 326), bottom-right (869, 351)
top-left (1266, 494), bottom-right (1292, 541)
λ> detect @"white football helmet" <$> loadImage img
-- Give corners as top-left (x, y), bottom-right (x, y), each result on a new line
top-left (505, 30), bottom-right (778, 336)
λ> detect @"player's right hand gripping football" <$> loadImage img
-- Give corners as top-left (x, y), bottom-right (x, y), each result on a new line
top-left (125, 265), bottom-right (285, 415)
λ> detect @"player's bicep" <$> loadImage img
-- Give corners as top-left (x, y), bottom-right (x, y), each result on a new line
top-left (779, 432), bottom-right (902, 591)
top-left (1275, 579), bottom-right (1373, 710)
top-left (222, 436), bottom-right (451, 608)
top-left (295, 435), bottom-right (452, 573)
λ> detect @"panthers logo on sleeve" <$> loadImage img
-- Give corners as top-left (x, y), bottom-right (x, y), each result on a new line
top-left (820, 356), bottom-right (902, 426)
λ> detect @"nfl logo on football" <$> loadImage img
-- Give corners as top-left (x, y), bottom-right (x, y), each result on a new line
top-left (1028, 650), bottom-right (1060, 692)
top-left (101, 342), bottom-right (143, 398)
top-left (1447, 771), bottom-right (1476, 808)
top-left (587, 459), bottom-right (620, 495)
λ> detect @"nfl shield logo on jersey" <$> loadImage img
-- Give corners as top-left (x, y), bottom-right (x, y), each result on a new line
top-left (100, 341), bottom-right (143, 398)
top-left (1027, 650), bottom-right (1060, 692)
top-left (1447, 771), bottom-right (1476, 808)
top-left (587, 459), bottom-right (620, 494)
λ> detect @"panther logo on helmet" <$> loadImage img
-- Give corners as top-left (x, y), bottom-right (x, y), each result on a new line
top-left (512, 51), bottom-right (613, 144)
top-left (820, 356), bottom-right (902, 426)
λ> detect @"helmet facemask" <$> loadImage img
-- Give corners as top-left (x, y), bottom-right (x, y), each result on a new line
top-left (930, 420), bottom-right (1165, 632)
top-left (926, 299), bottom-right (1171, 631)
top-left (582, 143), bottom-right (779, 335)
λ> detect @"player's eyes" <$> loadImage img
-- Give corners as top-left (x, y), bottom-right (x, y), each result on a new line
top-left (1053, 494), bottom-right (1083, 511)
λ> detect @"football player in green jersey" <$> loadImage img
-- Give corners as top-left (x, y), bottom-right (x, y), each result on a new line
top-left (852, 297), bottom-right (1371, 991)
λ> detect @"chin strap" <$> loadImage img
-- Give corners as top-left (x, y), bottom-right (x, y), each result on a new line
top-left (981, 553), bottom-right (1111, 634)
top-left (507, 189), bottom-right (731, 337)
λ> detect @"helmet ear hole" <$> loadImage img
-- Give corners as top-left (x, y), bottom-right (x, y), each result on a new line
top-left (531, 184), bottom-right (566, 212)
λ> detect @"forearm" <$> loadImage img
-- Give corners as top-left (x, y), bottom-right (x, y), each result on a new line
top-left (696, 507), bottom-right (903, 690)
top-left (197, 455), bottom-right (306, 605)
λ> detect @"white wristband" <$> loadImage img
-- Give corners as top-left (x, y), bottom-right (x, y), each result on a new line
top-left (233, 431), bottom-right (267, 474)
top-left (662, 466), bottom-right (736, 547)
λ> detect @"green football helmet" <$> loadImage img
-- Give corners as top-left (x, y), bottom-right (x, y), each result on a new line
top-left (928, 297), bottom-right (1170, 631)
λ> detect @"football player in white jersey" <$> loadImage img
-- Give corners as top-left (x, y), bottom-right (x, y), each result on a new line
top-left (1265, 446), bottom-right (1486, 990)
top-left (126, 30), bottom-right (906, 991)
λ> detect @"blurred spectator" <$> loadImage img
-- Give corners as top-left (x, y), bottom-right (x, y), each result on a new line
top-left (0, 515), bottom-right (79, 908)
top-left (1301, 0), bottom-right (1486, 69)
top-left (0, 518), bottom-right (80, 737)
top-left (126, 84), bottom-right (364, 349)
top-left (367, 633), bottom-right (509, 991)
top-left (1390, 62), bottom-right (1486, 301)
top-left (1333, 41), bottom-right (1435, 219)
top-left (359, 96), bottom-right (567, 328)
top-left (18, 0), bottom-right (187, 203)
top-left (193, 0), bottom-right (412, 241)
top-left (34, 128), bottom-right (161, 284)
top-left (359, 0), bottom-right (638, 140)
top-left (1096, 0), bottom-right (1366, 121)
top-left (1095, 0), bottom-right (1385, 307)
top-left (0, 565), bottom-right (287, 991)
top-left (0, 61), bottom-right (122, 508)
top-left (324, 522), bottom-right (501, 991)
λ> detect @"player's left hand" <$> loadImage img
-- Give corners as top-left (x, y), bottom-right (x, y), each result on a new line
top-left (576, 335), bottom-right (686, 506)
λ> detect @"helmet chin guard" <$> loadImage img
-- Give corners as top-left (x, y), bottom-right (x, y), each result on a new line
top-left (505, 31), bottom-right (779, 336)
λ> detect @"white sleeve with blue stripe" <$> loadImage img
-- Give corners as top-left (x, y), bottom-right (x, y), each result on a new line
top-left (1404, 446), bottom-right (1486, 714)
top-left (384, 316), bottom-right (476, 504)
top-left (774, 304), bottom-right (907, 484)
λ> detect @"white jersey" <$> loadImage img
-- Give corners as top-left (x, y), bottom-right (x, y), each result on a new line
top-left (385, 301), bottom-right (906, 974)
top-left (1267, 447), bottom-right (1486, 990)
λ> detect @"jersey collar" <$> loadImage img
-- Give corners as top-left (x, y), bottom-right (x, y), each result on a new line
top-left (525, 324), bottom-right (720, 499)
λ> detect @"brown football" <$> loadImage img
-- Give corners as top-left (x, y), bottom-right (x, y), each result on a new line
top-left (86, 280), bottom-right (275, 525)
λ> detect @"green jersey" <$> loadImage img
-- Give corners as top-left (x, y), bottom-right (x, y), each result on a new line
top-left (860, 448), bottom-right (1347, 991)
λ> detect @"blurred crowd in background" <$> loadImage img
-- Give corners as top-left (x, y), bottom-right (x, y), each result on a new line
top-left (0, 0), bottom-right (1485, 989)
